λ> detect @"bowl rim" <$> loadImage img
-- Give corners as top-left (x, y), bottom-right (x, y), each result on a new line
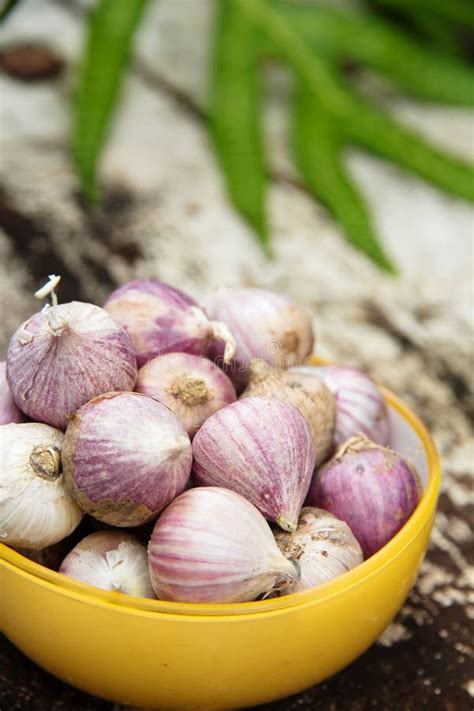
top-left (1, 362), bottom-right (441, 619)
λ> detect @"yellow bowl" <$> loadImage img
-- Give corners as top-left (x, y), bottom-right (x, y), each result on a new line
top-left (0, 368), bottom-right (441, 710)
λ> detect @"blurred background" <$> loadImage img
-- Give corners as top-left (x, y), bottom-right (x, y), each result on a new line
top-left (0, 0), bottom-right (473, 709)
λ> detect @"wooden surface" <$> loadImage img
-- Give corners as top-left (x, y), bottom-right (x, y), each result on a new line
top-left (0, 1), bottom-right (473, 709)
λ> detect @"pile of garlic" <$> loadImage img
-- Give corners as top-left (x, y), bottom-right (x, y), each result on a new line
top-left (0, 275), bottom-right (421, 603)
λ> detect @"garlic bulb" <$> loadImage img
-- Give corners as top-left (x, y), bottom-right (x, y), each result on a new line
top-left (209, 287), bottom-right (314, 386)
top-left (104, 279), bottom-right (236, 367)
top-left (148, 487), bottom-right (298, 603)
top-left (241, 362), bottom-right (335, 466)
top-left (0, 361), bottom-right (23, 424)
top-left (275, 507), bottom-right (363, 594)
top-left (62, 392), bottom-right (193, 527)
top-left (192, 396), bottom-right (316, 532)
top-left (6, 301), bottom-right (137, 430)
top-left (59, 531), bottom-right (155, 598)
top-left (136, 352), bottom-right (236, 437)
top-left (0, 423), bottom-right (83, 550)
top-left (291, 365), bottom-right (389, 447)
top-left (307, 435), bottom-right (422, 557)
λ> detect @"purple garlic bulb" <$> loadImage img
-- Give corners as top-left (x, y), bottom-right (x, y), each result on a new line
top-left (6, 301), bottom-right (137, 430)
top-left (62, 392), bottom-right (193, 527)
top-left (148, 487), bottom-right (298, 603)
top-left (135, 352), bottom-right (236, 437)
top-left (192, 396), bottom-right (316, 532)
top-left (307, 435), bottom-right (422, 557)
top-left (0, 361), bottom-right (23, 424)
top-left (104, 279), bottom-right (235, 367)
top-left (291, 365), bottom-right (389, 447)
top-left (209, 287), bottom-right (314, 387)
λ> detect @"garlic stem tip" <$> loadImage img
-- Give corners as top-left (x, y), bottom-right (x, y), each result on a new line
top-left (34, 275), bottom-right (61, 301)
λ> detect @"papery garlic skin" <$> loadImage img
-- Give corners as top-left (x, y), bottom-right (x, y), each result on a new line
top-left (242, 363), bottom-right (335, 466)
top-left (105, 279), bottom-right (235, 368)
top-left (307, 435), bottom-right (422, 558)
top-left (0, 361), bottom-right (23, 424)
top-left (148, 487), bottom-right (298, 603)
top-left (209, 287), bottom-right (314, 385)
top-left (292, 365), bottom-right (389, 447)
top-left (0, 423), bottom-right (83, 550)
top-left (6, 302), bottom-right (137, 430)
top-left (60, 531), bottom-right (155, 598)
top-left (62, 392), bottom-right (193, 527)
top-left (136, 352), bottom-right (236, 437)
top-left (192, 396), bottom-right (316, 532)
top-left (275, 507), bottom-right (363, 594)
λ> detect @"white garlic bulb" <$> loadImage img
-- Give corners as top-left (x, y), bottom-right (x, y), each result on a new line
top-left (60, 531), bottom-right (156, 598)
top-left (274, 507), bottom-right (363, 594)
top-left (0, 423), bottom-right (83, 550)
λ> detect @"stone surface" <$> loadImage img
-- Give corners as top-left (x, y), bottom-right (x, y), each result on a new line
top-left (0, 1), bottom-right (473, 709)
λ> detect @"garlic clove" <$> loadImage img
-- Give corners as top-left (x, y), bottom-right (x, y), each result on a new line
top-left (291, 365), bottom-right (390, 447)
top-left (209, 287), bottom-right (314, 386)
top-left (242, 361), bottom-right (335, 466)
top-left (6, 301), bottom-right (137, 430)
top-left (62, 391), bottom-right (193, 527)
top-left (104, 279), bottom-right (236, 367)
top-left (59, 531), bottom-right (155, 598)
top-left (148, 487), bottom-right (298, 603)
top-left (306, 434), bottom-right (422, 557)
top-left (192, 396), bottom-right (316, 532)
top-left (0, 361), bottom-right (24, 424)
top-left (0, 423), bottom-right (83, 550)
top-left (135, 352), bottom-right (236, 437)
top-left (274, 507), bottom-right (363, 594)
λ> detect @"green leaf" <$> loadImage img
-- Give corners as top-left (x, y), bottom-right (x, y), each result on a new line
top-left (403, 8), bottom-right (463, 58)
top-left (237, 0), bottom-right (474, 203)
top-left (341, 91), bottom-right (474, 203)
top-left (72, 0), bottom-right (149, 202)
top-left (0, 0), bottom-right (21, 23)
top-left (369, 0), bottom-right (474, 30)
top-left (274, 2), bottom-right (474, 106)
top-left (236, 0), bottom-right (350, 116)
top-left (292, 83), bottom-right (396, 273)
top-left (233, 0), bottom-right (474, 270)
top-left (209, 0), bottom-right (269, 251)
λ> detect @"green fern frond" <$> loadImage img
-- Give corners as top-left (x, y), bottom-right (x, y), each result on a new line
top-left (72, 0), bottom-right (149, 203)
top-left (209, 0), bottom-right (269, 251)
top-left (369, 0), bottom-right (474, 30)
top-left (274, 2), bottom-right (474, 106)
top-left (229, 0), bottom-right (474, 269)
top-left (341, 91), bottom-right (474, 202)
top-left (68, 0), bottom-right (474, 272)
top-left (402, 8), bottom-right (464, 57)
top-left (292, 84), bottom-right (397, 273)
